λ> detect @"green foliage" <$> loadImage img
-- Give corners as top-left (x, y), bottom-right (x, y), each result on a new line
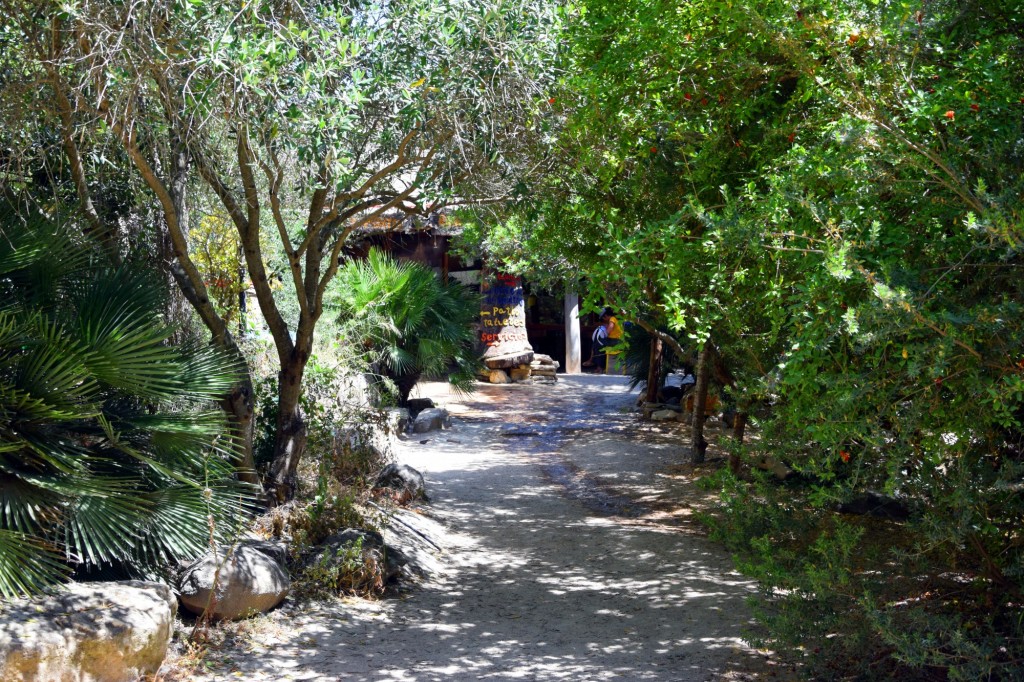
top-left (0, 202), bottom-right (255, 597)
top-left (297, 535), bottom-right (386, 599)
top-left (332, 249), bottom-right (482, 405)
top-left (468, 0), bottom-right (1024, 677)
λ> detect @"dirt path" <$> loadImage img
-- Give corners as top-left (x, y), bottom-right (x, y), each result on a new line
top-left (176, 376), bottom-right (788, 681)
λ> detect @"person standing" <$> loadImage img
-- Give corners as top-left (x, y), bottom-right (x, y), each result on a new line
top-left (583, 307), bottom-right (622, 370)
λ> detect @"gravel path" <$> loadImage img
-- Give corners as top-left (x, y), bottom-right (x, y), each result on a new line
top-left (178, 375), bottom-right (787, 681)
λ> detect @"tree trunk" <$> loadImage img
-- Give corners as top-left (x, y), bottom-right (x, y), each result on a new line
top-left (645, 335), bottom-right (663, 404)
top-left (729, 411), bottom-right (748, 474)
top-left (691, 340), bottom-right (711, 463)
top-left (267, 355), bottom-right (308, 504)
top-left (221, 376), bottom-right (259, 486)
top-left (397, 371), bottom-right (423, 407)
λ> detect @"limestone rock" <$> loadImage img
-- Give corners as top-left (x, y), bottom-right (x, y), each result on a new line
top-left (651, 409), bottom-right (681, 422)
top-left (412, 407), bottom-right (452, 433)
top-left (487, 369), bottom-right (510, 384)
top-left (374, 463), bottom-right (428, 503)
top-left (483, 351), bottom-right (535, 370)
top-left (0, 580), bottom-right (176, 682)
top-left (178, 544), bottom-right (290, 621)
top-left (509, 366), bottom-right (532, 382)
top-left (531, 367), bottom-right (557, 377)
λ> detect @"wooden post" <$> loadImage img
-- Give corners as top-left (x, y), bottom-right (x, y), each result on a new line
top-left (564, 290), bottom-right (581, 374)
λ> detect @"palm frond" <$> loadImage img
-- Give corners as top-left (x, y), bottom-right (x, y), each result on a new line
top-left (0, 530), bottom-right (70, 600)
top-left (333, 249), bottom-right (482, 404)
top-left (0, 201), bottom-right (250, 596)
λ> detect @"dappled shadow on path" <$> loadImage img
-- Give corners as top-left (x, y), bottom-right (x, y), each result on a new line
top-left (186, 376), bottom-right (786, 681)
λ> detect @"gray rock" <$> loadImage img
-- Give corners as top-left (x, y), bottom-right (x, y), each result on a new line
top-left (374, 463), bottom-right (428, 502)
top-left (178, 544), bottom-right (290, 621)
top-left (239, 539), bottom-right (289, 566)
top-left (413, 408), bottom-right (452, 434)
top-left (0, 580), bottom-right (175, 682)
top-left (651, 409), bottom-right (681, 422)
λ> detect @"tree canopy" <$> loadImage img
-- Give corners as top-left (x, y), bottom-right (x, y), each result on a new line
top-left (464, 0), bottom-right (1024, 677)
top-left (3, 0), bottom-right (567, 500)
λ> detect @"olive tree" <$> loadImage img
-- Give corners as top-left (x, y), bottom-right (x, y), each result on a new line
top-left (8, 0), bottom-right (565, 501)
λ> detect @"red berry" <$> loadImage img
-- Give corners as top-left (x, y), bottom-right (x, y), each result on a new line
top-left (840, 450), bottom-right (851, 463)
top-left (684, 92), bottom-right (692, 101)
top-left (970, 103), bottom-right (979, 112)
top-left (944, 110), bottom-right (955, 120)
top-left (649, 146), bottom-right (658, 153)
top-left (548, 97), bottom-right (556, 104)
top-left (787, 132), bottom-right (796, 142)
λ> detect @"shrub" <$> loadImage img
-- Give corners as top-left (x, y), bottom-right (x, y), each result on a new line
top-left (0, 203), bottom-right (254, 596)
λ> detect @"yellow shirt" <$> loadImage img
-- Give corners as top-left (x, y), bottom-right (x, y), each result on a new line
top-left (606, 316), bottom-right (623, 340)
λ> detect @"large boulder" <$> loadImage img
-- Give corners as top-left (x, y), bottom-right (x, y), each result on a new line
top-left (0, 580), bottom-right (176, 682)
top-left (374, 463), bottom-right (428, 503)
top-left (412, 407), bottom-right (452, 433)
top-left (178, 542), bottom-right (290, 621)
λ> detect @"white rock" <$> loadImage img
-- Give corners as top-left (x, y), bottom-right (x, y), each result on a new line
top-left (0, 580), bottom-right (176, 682)
top-left (651, 409), bottom-right (681, 422)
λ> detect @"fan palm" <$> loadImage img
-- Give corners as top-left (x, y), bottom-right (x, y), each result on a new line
top-left (333, 249), bottom-right (481, 405)
top-left (0, 202), bottom-right (254, 597)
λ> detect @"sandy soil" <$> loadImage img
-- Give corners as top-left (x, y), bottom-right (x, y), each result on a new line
top-left (170, 375), bottom-right (793, 681)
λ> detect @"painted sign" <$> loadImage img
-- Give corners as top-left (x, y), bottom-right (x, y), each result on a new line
top-left (480, 271), bottom-right (531, 357)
